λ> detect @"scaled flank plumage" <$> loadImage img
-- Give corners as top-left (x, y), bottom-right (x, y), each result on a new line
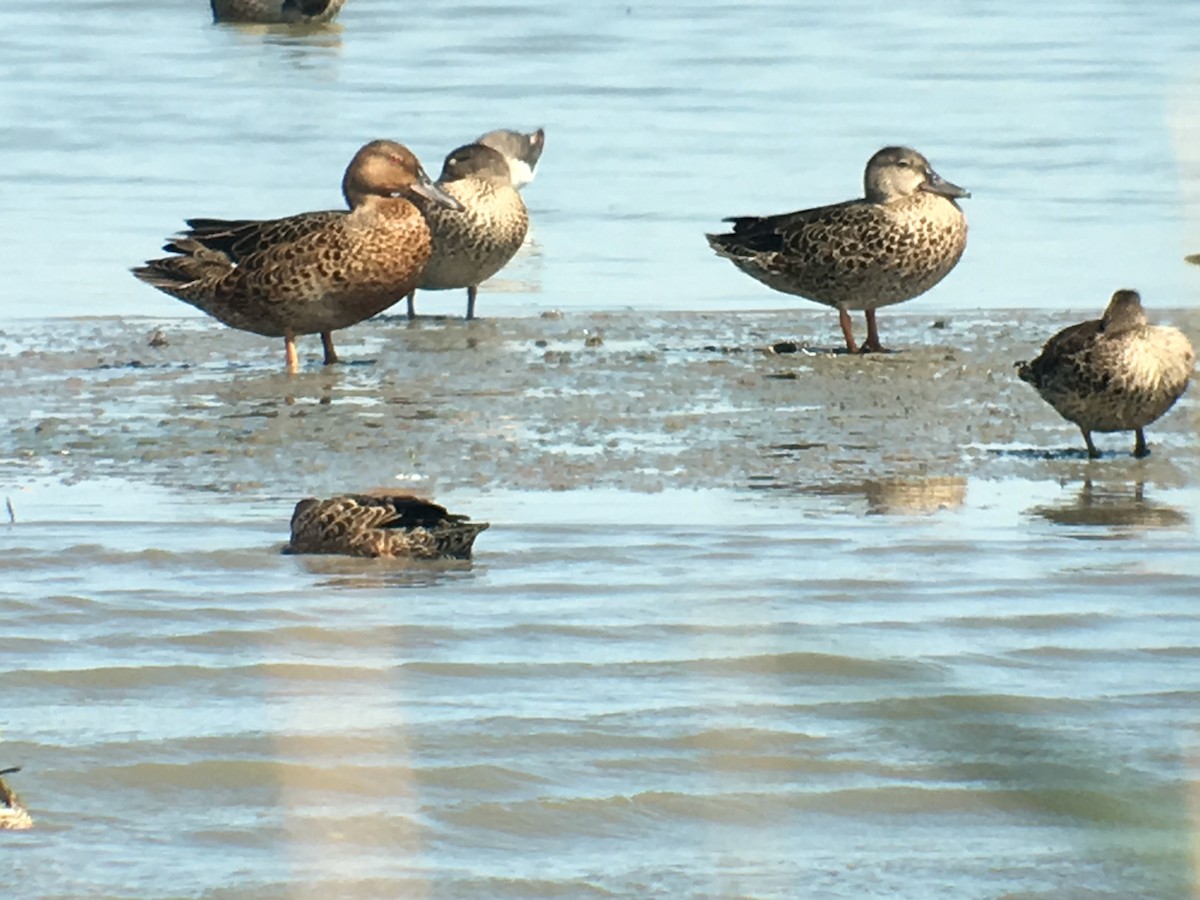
top-left (406, 142), bottom-right (530, 320)
top-left (0, 767), bottom-right (33, 831)
top-left (476, 127), bottom-right (546, 190)
top-left (210, 0), bottom-right (345, 24)
top-left (132, 140), bottom-right (461, 373)
top-left (706, 146), bottom-right (969, 353)
top-left (285, 493), bottom-right (489, 559)
top-left (1016, 290), bottom-right (1195, 458)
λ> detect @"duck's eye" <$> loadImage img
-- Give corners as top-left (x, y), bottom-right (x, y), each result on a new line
top-left (895, 158), bottom-right (910, 167)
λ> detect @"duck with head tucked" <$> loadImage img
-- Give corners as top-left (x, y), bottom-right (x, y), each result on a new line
top-left (285, 493), bottom-right (489, 559)
top-left (405, 142), bottom-right (530, 320)
top-left (706, 146), bottom-right (969, 353)
top-left (0, 767), bottom-right (32, 831)
top-left (210, 0), bottom-right (345, 24)
top-left (1016, 289), bottom-right (1194, 458)
top-left (132, 140), bottom-right (461, 374)
top-left (476, 127), bottom-right (546, 190)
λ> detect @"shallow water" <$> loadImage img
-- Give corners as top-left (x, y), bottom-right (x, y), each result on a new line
top-left (2, 477), bottom-right (1199, 898)
top-left (2, 312), bottom-right (1199, 898)
top-left (2, 1), bottom-right (1200, 897)
top-left (4, 0), bottom-right (1200, 321)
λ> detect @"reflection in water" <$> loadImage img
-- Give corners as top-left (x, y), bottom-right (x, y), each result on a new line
top-left (291, 553), bottom-right (480, 590)
top-left (759, 475), bottom-right (967, 516)
top-left (1029, 480), bottom-right (1189, 529)
top-left (863, 477), bottom-right (967, 516)
top-left (218, 21), bottom-right (345, 69)
top-left (225, 21), bottom-right (345, 41)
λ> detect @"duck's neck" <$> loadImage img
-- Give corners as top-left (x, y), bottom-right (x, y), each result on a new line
top-left (1102, 306), bottom-right (1148, 334)
top-left (343, 185), bottom-right (373, 209)
top-left (345, 193), bottom-right (409, 219)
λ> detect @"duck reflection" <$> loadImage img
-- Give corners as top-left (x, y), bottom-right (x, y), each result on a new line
top-left (761, 475), bottom-right (967, 515)
top-left (863, 477), bottom-right (967, 516)
top-left (1030, 480), bottom-right (1188, 529)
top-left (289, 553), bottom-right (481, 590)
top-left (220, 21), bottom-right (345, 59)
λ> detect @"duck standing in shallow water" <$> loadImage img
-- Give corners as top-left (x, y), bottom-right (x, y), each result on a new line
top-left (210, 0), bottom-right (345, 24)
top-left (706, 146), bottom-right (969, 353)
top-left (285, 493), bottom-right (489, 559)
top-left (405, 143), bottom-right (529, 320)
top-left (476, 127), bottom-right (546, 190)
top-left (1016, 290), bottom-right (1194, 458)
top-left (133, 140), bottom-right (461, 374)
top-left (0, 767), bottom-right (33, 831)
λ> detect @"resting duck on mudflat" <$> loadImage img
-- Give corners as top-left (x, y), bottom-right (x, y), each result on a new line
top-left (132, 140), bottom-right (460, 374)
top-left (707, 146), bottom-right (969, 353)
top-left (405, 143), bottom-right (529, 321)
top-left (1016, 289), bottom-right (1194, 458)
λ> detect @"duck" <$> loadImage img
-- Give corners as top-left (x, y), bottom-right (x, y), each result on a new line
top-left (706, 146), bottom-right (970, 353)
top-left (284, 493), bottom-right (489, 559)
top-left (475, 127), bottom-right (546, 190)
top-left (210, 0), bottom-right (345, 24)
top-left (1016, 290), bottom-right (1194, 458)
top-left (405, 142), bottom-right (529, 320)
top-left (0, 767), bottom-right (33, 831)
top-left (132, 140), bottom-right (461, 374)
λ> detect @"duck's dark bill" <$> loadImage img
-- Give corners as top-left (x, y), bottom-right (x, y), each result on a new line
top-left (409, 176), bottom-right (465, 212)
top-left (922, 171), bottom-right (970, 200)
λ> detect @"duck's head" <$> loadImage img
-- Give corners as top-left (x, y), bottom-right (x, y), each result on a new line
top-left (1100, 289), bottom-right (1148, 333)
top-left (437, 143), bottom-right (515, 188)
top-left (342, 140), bottom-right (464, 211)
top-left (865, 146), bottom-right (970, 203)
top-left (476, 127), bottom-right (545, 188)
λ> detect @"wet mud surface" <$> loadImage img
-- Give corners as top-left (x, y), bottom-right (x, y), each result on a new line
top-left (1, 309), bottom-right (1196, 500)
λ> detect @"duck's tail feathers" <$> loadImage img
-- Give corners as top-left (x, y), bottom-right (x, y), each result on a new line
top-left (131, 254), bottom-right (227, 294)
top-left (436, 521), bottom-right (490, 559)
top-left (1014, 359), bottom-right (1037, 385)
top-left (705, 231), bottom-right (738, 258)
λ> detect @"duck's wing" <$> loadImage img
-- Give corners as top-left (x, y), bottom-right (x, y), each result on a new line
top-left (176, 212), bottom-right (345, 263)
top-left (287, 494), bottom-right (481, 557)
top-left (288, 0), bottom-right (335, 15)
top-left (134, 211), bottom-right (350, 298)
top-left (1017, 318), bottom-right (1103, 386)
top-left (708, 200), bottom-right (862, 257)
top-left (346, 493), bottom-right (461, 529)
